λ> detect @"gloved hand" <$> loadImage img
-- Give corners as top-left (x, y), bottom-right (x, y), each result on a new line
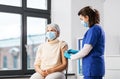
top-left (64, 51), bottom-right (71, 59)
top-left (67, 49), bottom-right (79, 54)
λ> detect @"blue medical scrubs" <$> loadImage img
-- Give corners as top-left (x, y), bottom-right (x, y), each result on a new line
top-left (82, 24), bottom-right (105, 79)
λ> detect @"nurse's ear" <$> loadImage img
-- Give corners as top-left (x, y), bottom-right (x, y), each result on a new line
top-left (84, 15), bottom-right (89, 22)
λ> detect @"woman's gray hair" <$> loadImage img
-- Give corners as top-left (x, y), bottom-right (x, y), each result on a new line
top-left (46, 23), bottom-right (60, 33)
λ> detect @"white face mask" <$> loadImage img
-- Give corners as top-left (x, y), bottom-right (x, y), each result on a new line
top-left (81, 20), bottom-right (89, 27)
top-left (46, 32), bottom-right (56, 40)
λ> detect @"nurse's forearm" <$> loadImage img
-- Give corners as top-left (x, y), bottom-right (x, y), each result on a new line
top-left (71, 44), bottom-right (93, 60)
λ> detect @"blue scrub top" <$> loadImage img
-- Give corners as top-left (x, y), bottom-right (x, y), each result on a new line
top-left (82, 24), bottom-right (105, 76)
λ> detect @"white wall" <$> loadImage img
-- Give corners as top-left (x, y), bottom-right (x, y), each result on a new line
top-left (51, 0), bottom-right (72, 47)
top-left (104, 0), bottom-right (120, 55)
top-left (105, 56), bottom-right (120, 79)
top-left (104, 0), bottom-right (120, 79)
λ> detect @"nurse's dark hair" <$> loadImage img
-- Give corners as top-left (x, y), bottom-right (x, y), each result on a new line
top-left (78, 6), bottom-right (100, 27)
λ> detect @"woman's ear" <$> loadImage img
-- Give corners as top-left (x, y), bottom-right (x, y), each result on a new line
top-left (57, 31), bottom-right (60, 37)
top-left (85, 15), bottom-right (89, 22)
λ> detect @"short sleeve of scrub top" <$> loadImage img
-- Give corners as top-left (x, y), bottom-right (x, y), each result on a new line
top-left (84, 26), bottom-right (100, 47)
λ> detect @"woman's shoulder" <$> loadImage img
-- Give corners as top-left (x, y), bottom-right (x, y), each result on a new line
top-left (59, 40), bottom-right (68, 46)
top-left (59, 40), bottom-right (68, 49)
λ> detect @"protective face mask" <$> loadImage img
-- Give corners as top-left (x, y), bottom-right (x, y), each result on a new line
top-left (46, 32), bottom-right (56, 40)
top-left (81, 20), bottom-right (89, 27)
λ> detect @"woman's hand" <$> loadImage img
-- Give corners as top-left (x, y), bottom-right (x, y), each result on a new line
top-left (34, 65), bottom-right (48, 77)
top-left (40, 70), bottom-right (48, 77)
top-left (46, 68), bottom-right (53, 74)
top-left (40, 68), bottom-right (53, 77)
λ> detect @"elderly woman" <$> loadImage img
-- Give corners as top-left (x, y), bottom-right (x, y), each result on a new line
top-left (30, 23), bottom-right (68, 79)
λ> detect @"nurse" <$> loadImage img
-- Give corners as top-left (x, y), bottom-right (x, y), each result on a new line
top-left (64, 6), bottom-right (105, 79)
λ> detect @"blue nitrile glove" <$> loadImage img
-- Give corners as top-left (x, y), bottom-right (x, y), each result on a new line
top-left (68, 49), bottom-right (79, 54)
top-left (64, 51), bottom-right (71, 59)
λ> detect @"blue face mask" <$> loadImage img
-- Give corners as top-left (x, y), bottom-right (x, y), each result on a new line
top-left (81, 20), bottom-right (89, 27)
top-left (46, 32), bottom-right (56, 40)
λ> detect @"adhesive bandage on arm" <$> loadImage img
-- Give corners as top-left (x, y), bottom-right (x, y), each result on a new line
top-left (71, 44), bottom-right (93, 60)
